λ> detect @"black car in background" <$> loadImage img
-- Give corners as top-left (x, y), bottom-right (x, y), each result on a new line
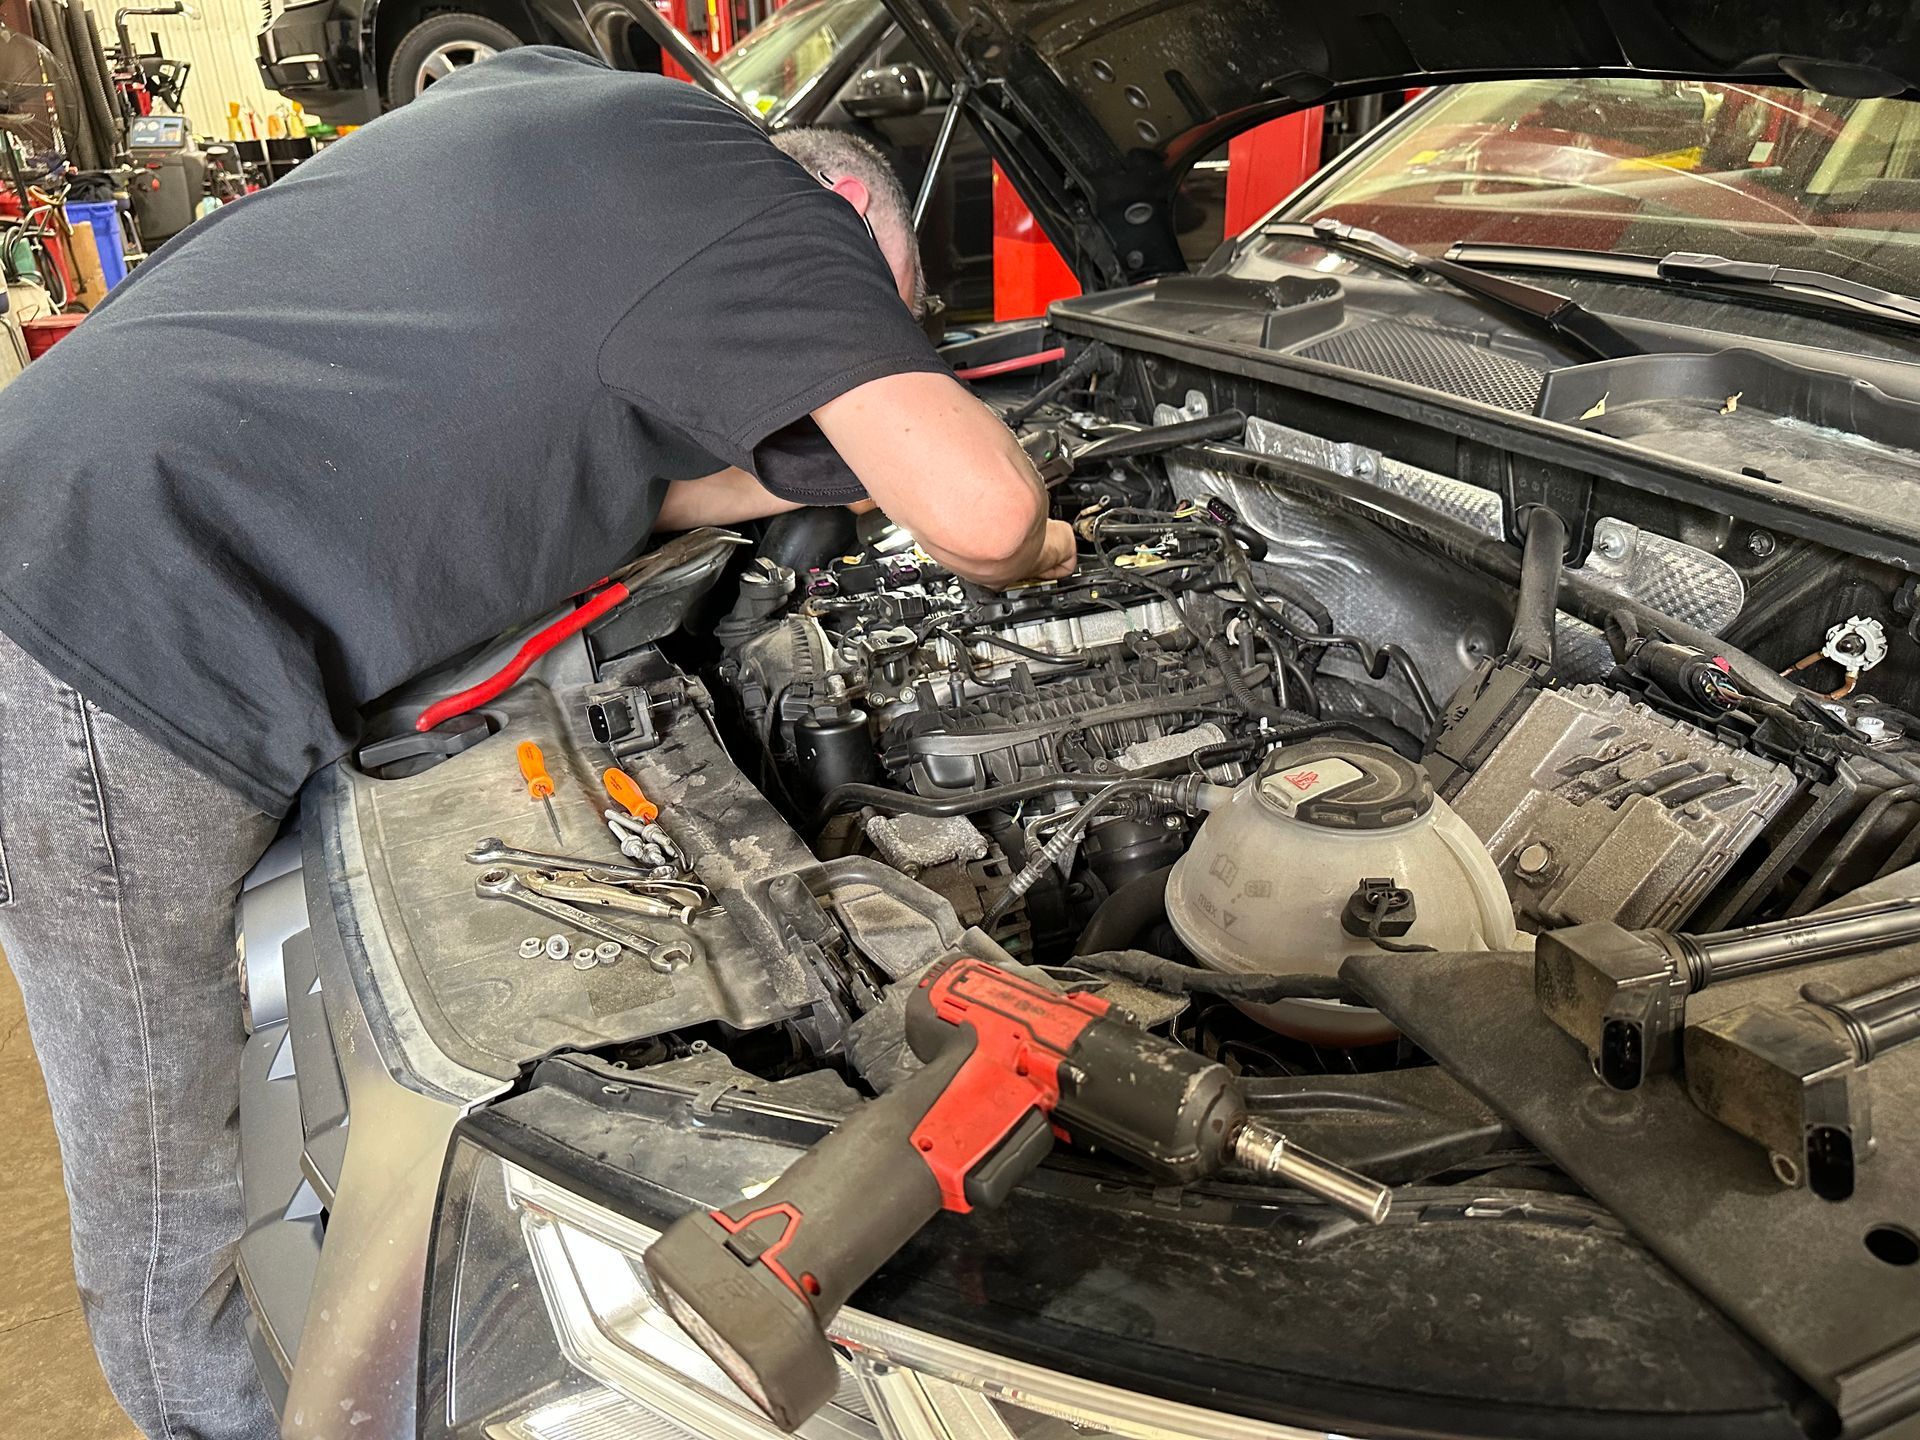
top-left (255, 0), bottom-right (1002, 308)
top-left (255, 0), bottom-right (1230, 319)
top-left (256, 0), bottom-right (767, 125)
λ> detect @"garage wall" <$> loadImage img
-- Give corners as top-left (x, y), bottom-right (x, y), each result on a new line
top-left (113, 0), bottom-right (284, 132)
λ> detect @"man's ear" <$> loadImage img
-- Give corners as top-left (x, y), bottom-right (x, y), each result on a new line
top-left (827, 174), bottom-right (872, 217)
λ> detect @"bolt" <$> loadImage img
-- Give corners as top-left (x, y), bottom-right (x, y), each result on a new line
top-left (1516, 842), bottom-right (1554, 877)
top-left (1593, 529), bottom-right (1628, 561)
top-left (1748, 530), bottom-right (1777, 559)
top-left (1856, 714), bottom-right (1890, 742)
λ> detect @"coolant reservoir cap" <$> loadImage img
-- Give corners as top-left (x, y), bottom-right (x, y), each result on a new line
top-left (1255, 740), bottom-right (1433, 830)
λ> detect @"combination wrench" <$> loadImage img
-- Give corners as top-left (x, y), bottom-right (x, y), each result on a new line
top-left (466, 836), bottom-right (719, 910)
top-left (475, 869), bottom-right (694, 973)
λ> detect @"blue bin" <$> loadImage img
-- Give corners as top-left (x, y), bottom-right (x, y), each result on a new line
top-left (64, 201), bottom-right (129, 289)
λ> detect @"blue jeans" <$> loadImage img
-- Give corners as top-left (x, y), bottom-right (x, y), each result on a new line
top-left (0, 627), bottom-right (279, 1439)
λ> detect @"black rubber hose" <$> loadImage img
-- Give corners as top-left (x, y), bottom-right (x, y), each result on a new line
top-left (35, 0), bottom-right (98, 171)
top-left (1069, 948), bottom-right (1359, 1003)
top-left (1075, 865), bottom-right (1172, 954)
top-left (66, 1), bottom-right (119, 167)
top-left (1184, 440), bottom-right (1816, 716)
top-left (1507, 506), bottom-right (1566, 667)
top-left (1003, 344), bottom-right (1105, 427)
top-left (816, 773), bottom-right (1140, 827)
top-left (965, 632), bottom-right (1084, 666)
top-left (1205, 634), bottom-right (1317, 727)
top-left (1072, 412), bottom-right (1249, 465)
top-left (81, 7), bottom-right (123, 130)
top-left (812, 726), bottom-right (1359, 827)
top-left (40, 0), bottom-right (97, 171)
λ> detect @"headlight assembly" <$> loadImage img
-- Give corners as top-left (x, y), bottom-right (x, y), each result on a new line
top-left (423, 1138), bottom-right (1322, 1440)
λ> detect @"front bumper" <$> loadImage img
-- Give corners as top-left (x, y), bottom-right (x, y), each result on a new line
top-left (257, 1), bottom-right (381, 125)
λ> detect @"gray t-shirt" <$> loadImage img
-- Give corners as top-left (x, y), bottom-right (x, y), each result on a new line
top-left (0, 48), bottom-right (943, 814)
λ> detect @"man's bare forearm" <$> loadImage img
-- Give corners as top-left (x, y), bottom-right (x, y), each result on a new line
top-left (655, 467), bottom-right (803, 529)
top-left (812, 371), bottom-right (1078, 586)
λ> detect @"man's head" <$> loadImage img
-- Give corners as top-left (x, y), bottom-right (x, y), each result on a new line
top-left (772, 128), bottom-right (928, 319)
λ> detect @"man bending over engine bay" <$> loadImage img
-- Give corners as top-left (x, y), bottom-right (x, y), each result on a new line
top-left (0, 47), bottom-right (1073, 1440)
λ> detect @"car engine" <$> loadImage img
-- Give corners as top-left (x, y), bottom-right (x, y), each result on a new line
top-left (688, 393), bottom-right (1920, 1082)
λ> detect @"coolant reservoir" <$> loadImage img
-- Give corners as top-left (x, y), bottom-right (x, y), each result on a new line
top-left (1165, 740), bottom-right (1516, 1045)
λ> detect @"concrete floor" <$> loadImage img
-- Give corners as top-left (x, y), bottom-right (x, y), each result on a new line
top-left (0, 949), bottom-right (138, 1438)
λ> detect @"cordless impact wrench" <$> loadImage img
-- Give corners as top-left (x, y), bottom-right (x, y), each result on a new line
top-left (644, 956), bottom-right (1391, 1430)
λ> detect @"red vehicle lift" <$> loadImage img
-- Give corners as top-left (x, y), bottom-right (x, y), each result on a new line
top-left (993, 108), bottom-right (1330, 321)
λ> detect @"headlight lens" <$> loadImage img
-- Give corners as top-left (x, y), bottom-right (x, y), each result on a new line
top-left (431, 1148), bottom-right (1322, 1440)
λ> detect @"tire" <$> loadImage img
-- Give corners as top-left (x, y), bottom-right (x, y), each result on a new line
top-left (385, 13), bottom-right (520, 107)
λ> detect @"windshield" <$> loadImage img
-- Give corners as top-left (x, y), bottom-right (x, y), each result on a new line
top-left (717, 0), bottom-right (881, 118)
top-left (1281, 78), bottom-right (1920, 298)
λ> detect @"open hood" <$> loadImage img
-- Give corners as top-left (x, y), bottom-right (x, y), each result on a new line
top-left (880, 0), bottom-right (1920, 285)
top-left (622, 5), bottom-right (758, 123)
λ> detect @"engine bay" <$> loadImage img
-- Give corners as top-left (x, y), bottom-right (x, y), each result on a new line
top-left (684, 389), bottom-right (1920, 1084)
top-left (321, 336), bottom-right (1920, 1438)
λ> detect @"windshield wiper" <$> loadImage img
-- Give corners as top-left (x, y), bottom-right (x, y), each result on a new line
top-left (1657, 252), bottom-right (1920, 327)
top-left (1260, 218), bottom-right (1643, 362)
top-left (1444, 242), bottom-right (1920, 334)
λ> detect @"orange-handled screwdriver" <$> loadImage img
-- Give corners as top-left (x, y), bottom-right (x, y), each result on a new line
top-left (518, 741), bottom-right (564, 844)
top-left (604, 767), bottom-right (658, 823)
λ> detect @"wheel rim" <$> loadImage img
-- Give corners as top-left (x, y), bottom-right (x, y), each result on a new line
top-left (414, 39), bottom-right (496, 95)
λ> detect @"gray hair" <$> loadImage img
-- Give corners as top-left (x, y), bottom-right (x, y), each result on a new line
top-left (772, 127), bottom-right (928, 317)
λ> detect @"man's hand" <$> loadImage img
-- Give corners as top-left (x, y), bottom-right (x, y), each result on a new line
top-left (812, 371), bottom-right (1070, 588)
top-left (1032, 519), bottom-right (1078, 580)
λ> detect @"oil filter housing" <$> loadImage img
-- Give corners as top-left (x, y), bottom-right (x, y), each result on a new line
top-left (1165, 740), bottom-right (1517, 1044)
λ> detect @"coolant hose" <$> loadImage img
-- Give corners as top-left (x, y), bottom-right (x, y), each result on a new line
top-left (1506, 506), bottom-right (1566, 667)
top-left (1075, 865), bottom-right (1173, 955)
top-left (1070, 948), bottom-right (1360, 1003)
top-left (981, 779), bottom-right (1164, 926)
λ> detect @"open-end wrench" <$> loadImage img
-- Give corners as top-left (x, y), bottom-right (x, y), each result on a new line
top-left (475, 869), bottom-right (693, 973)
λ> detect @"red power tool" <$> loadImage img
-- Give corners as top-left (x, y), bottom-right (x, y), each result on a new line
top-left (644, 957), bottom-right (1391, 1430)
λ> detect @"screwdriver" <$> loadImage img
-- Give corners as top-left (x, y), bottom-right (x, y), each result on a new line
top-left (603, 766), bottom-right (658, 823)
top-left (517, 741), bottom-right (564, 845)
